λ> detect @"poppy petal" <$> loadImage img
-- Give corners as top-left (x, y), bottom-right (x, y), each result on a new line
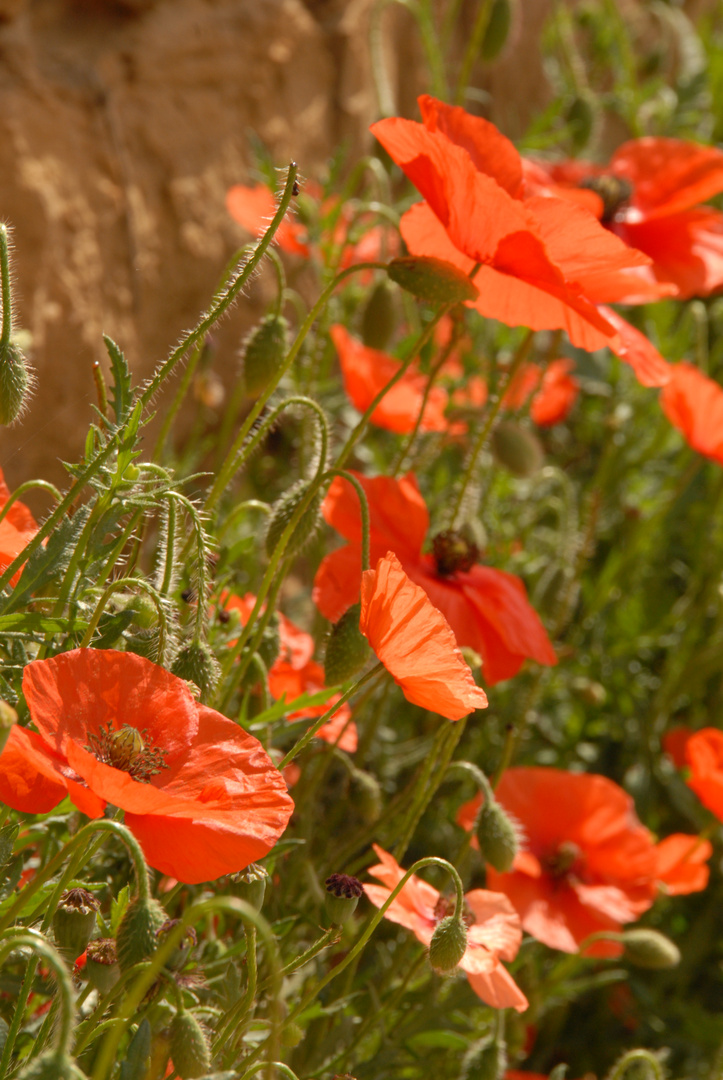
top-left (611, 137), bottom-right (723, 218)
top-left (598, 307), bottom-right (672, 388)
top-left (466, 965), bottom-right (529, 1012)
top-left (660, 362), bottom-right (723, 465)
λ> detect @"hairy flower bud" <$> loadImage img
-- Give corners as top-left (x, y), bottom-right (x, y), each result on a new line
top-left (14, 1050), bottom-right (86, 1080)
top-left (53, 887), bottom-right (100, 965)
top-left (428, 914), bottom-right (468, 973)
top-left (265, 480), bottom-right (322, 559)
top-left (85, 938), bottom-right (121, 994)
top-left (240, 313), bottom-right (289, 397)
top-left (491, 420), bottom-right (544, 477)
top-left (477, 798), bottom-right (519, 873)
top-left (169, 1011), bottom-right (212, 1079)
top-left (116, 897), bottom-right (166, 971)
top-left (325, 873), bottom-right (364, 925)
top-left (0, 340), bottom-right (32, 427)
top-left (325, 603), bottom-right (370, 685)
top-left (621, 929), bottom-right (681, 970)
top-left (387, 256), bottom-right (479, 305)
top-left (170, 642), bottom-right (222, 703)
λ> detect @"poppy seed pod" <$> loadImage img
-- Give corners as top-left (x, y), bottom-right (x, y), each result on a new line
top-left (281, 1022), bottom-right (305, 1048)
top-left (240, 313), bottom-right (289, 397)
top-left (361, 279), bottom-right (397, 350)
top-left (53, 888), bottom-right (100, 965)
top-left (324, 603), bottom-right (370, 685)
top-left (265, 480), bottom-right (322, 559)
top-left (621, 928), bottom-right (681, 970)
top-left (168, 1011), bottom-right (212, 1079)
top-left (116, 896), bottom-right (167, 971)
top-left (477, 798), bottom-right (519, 873)
top-left (85, 938), bottom-right (121, 994)
top-left (387, 255), bottom-right (479, 305)
top-left (170, 642), bottom-right (222, 703)
top-left (491, 420), bottom-right (544, 477)
top-left (325, 873), bottom-right (364, 925)
top-left (428, 913), bottom-right (468, 973)
top-left (0, 341), bottom-right (32, 427)
top-left (229, 862), bottom-right (269, 910)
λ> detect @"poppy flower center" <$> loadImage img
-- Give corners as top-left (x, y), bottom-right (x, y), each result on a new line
top-left (542, 840), bottom-right (583, 880)
top-left (86, 723), bottom-right (168, 783)
top-left (433, 894), bottom-right (475, 928)
top-left (432, 530), bottom-right (480, 576)
top-left (578, 175), bottom-right (633, 223)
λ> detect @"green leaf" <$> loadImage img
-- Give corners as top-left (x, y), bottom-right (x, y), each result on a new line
top-left (119, 1019), bottom-right (151, 1080)
top-left (406, 1030), bottom-right (470, 1053)
top-left (6, 505), bottom-right (92, 615)
top-left (248, 686), bottom-right (346, 728)
top-left (104, 334), bottom-right (134, 425)
top-left (0, 613), bottom-right (89, 635)
top-left (111, 883), bottom-right (131, 935)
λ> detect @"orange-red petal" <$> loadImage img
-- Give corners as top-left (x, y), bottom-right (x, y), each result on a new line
top-left (660, 363), bottom-right (723, 465)
top-left (655, 833), bottom-right (712, 896)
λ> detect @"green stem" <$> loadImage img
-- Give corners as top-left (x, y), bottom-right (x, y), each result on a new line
top-left (454, 0), bottom-right (494, 104)
top-left (215, 924), bottom-right (257, 1059)
top-left (139, 165), bottom-right (299, 410)
top-left (0, 930), bottom-right (76, 1057)
top-left (0, 225), bottom-right (13, 353)
top-left (393, 717), bottom-right (467, 862)
top-left (0, 480), bottom-right (62, 527)
top-left (605, 1049), bottom-right (664, 1080)
top-left (326, 469), bottom-right (371, 572)
top-left (80, 577), bottom-right (168, 657)
top-left (165, 491), bottom-right (210, 644)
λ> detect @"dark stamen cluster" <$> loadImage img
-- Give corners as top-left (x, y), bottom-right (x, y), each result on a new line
top-left (578, 174), bottom-right (634, 223)
top-left (86, 722), bottom-right (168, 783)
top-left (432, 529), bottom-right (480, 576)
top-left (325, 873), bottom-right (363, 899)
top-left (58, 887), bottom-right (100, 914)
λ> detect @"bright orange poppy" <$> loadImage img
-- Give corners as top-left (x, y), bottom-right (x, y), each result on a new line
top-left (314, 472), bottom-right (556, 685)
top-left (524, 137), bottom-right (723, 299)
top-left (219, 593), bottom-right (356, 750)
top-left (503, 360), bottom-right (579, 426)
top-left (655, 833), bottom-right (712, 896)
top-left (359, 553), bottom-right (488, 720)
top-left (226, 182), bottom-right (310, 256)
top-left (0, 649), bottom-right (294, 884)
top-left (371, 99), bottom-right (667, 351)
top-left (459, 768), bottom-right (660, 954)
top-left (660, 362), bottom-right (723, 466)
top-left (364, 844), bottom-right (528, 1011)
top-left (684, 727), bottom-right (723, 821)
top-left (0, 467), bottom-right (39, 586)
top-left (330, 324), bottom-right (449, 434)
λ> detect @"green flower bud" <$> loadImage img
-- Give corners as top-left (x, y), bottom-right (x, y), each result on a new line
top-left (123, 593), bottom-right (160, 630)
top-left (621, 929), bottom-right (681, 970)
top-left (387, 256), bottom-right (479, 305)
top-left (325, 873), bottom-right (364, 925)
top-left (85, 938), bottom-right (121, 994)
top-left (228, 862), bottom-right (269, 910)
top-left (478, 799), bottom-right (519, 873)
top-left (361, 280), bottom-right (397, 350)
top-left (240, 314), bottom-right (289, 398)
top-left (428, 914), bottom-right (467, 974)
top-left (265, 480), bottom-right (322, 559)
top-left (116, 896), bottom-right (166, 971)
top-left (0, 341), bottom-right (32, 427)
top-left (119, 1018), bottom-right (151, 1080)
top-left (325, 604), bottom-right (370, 685)
top-left (171, 642), bottom-right (222, 703)
top-left (169, 1011), bottom-right (212, 1079)
top-left (14, 1050), bottom-right (86, 1080)
top-left (53, 887), bottom-right (100, 965)
top-left (491, 420), bottom-right (544, 477)
top-left (281, 1022), bottom-right (305, 1048)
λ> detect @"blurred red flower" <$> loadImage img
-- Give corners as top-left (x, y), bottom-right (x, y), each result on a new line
top-left (331, 324), bottom-right (449, 434)
top-left (524, 138), bottom-right (723, 299)
top-left (655, 833), bottom-right (712, 895)
top-left (685, 727), bottom-right (723, 819)
top-left (219, 593), bottom-right (357, 751)
top-left (359, 552), bottom-right (488, 720)
top-left (0, 467), bottom-right (39, 586)
top-left (459, 768), bottom-right (660, 954)
top-left (662, 724), bottom-right (693, 768)
top-left (364, 844), bottom-right (528, 1011)
top-left (226, 182), bottom-right (310, 256)
top-left (504, 359), bottom-right (579, 426)
top-left (314, 472), bottom-right (556, 685)
top-left (660, 362), bottom-right (723, 466)
top-left (371, 99), bottom-right (667, 352)
top-left (0, 649), bottom-right (293, 884)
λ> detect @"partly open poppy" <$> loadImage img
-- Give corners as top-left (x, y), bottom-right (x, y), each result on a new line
top-left (524, 137), bottom-right (723, 299)
top-left (0, 467), bottom-right (38, 586)
top-left (226, 182), bottom-right (310, 256)
top-left (459, 767), bottom-right (660, 954)
top-left (0, 649), bottom-right (294, 884)
top-left (364, 844), bottom-right (528, 1011)
top-left (331, 324), bottom-right (449, 434)
top-left (314, 472), bottom-right (556, 685)
top-left (660, 362), bottom-right (723, 466)
top-left (655, 833), bottom-right (712, 896)
top-left (504, 360), bottom-right (579, 426)
top-left (359, 553), bottom-right (488, 720)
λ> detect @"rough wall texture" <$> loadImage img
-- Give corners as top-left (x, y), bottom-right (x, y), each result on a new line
top-left (0, 0), bottom-right (551, 489)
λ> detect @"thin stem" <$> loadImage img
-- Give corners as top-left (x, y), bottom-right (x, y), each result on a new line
top-left (0, 930), bottom-right (76, 1058)
top-left (326, 469), bottom-right (371, 572)
top-left (0, 480), bottom-right (62, 527)
top-left (165, 491), bottom-right (210, 644)
top-left (80, 577), bottom-right (168, 657)
top-left (215, 924), bottom-right (257, 1058)
top-left (605, 1050), bottom-right (664, 1080)
top-left (0, 225), bottom-right (13, 353)
top-left (454, 0), bottom-right (494, 104)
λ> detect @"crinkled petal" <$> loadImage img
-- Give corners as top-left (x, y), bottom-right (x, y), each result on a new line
top-left (661, 362), bottom-right (723, 465)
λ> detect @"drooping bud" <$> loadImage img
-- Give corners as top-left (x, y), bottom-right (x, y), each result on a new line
top-left (168, 1011), bottom-right (212, 1079)
top-left (428, 914), bottom-right (468, 973)
top-left (387, 256), bottom-right (479, 305)
top-left (53, 888), bottom-right (101, 965)
top-left (0, 699), bottom-right (16, 756)
top-left (361, 279), bottom-right (397, 350)
top-left (0, 340), bottom-right (31, 427)
top-left (115, 896), bottom-right (166, 971)
top-left (85, 938), bottom-right (121, 994)
top-left (155, 919), bottom-right (197, 972)
top-left (621, 929), bottom-right (681, 970)
top-left (324, 604), bottom-right (370, 685)
top-left (491, 420), bottom-right (544, 477)
top-left (170, 642), bottom-right (222, 703)
top-left (229, 862), bottom-right (269, 910)
top-left (265, 480), bottom-right (322, 558)
top-left (122, 593), bottom-right (160, 630)
top-left (325, 873), bottom-right (364, 925)
top-left (240, 313), bottom-right (289, 398)
top-left (14, 1049), bottom-right (87, 1080)
top-left (477, 798), bottom-right (519, 873)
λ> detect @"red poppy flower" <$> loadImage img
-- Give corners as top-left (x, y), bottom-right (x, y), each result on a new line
top-left (660, 362), bottom-right (723, 466)
top-left (662, 724), bottom-right (693, 768)
top-left (359, 553), bottom-right (488, 720)
top-left (330, 324), bottom-right (449, 434)
top-left (684, 727), bottom-right (723, 820)
top-left (0, 467), bottom-right (39, 586)
top-left (460, 768), bottom-right (660, 954)
top-left (364, 844), bottom-right (528, 1011)
top-left (0, 649), bottom-right (294, 884)
top-left (372, 99), bottom-right (667, 351)
top-left (226, 183), bottom-right (310, 256)
top-left (655, 833), bottom-right (712, 896)
top-left (219, 593), bottom-right (356, 750)
top-left (524, 137), bottom-right (723, 299)
top-left (597, 307), bottom-right (671, 388)
top-left (313, 472), bottom-right (556, 685)
top-left (503, 360), bottom-right (579, 426)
